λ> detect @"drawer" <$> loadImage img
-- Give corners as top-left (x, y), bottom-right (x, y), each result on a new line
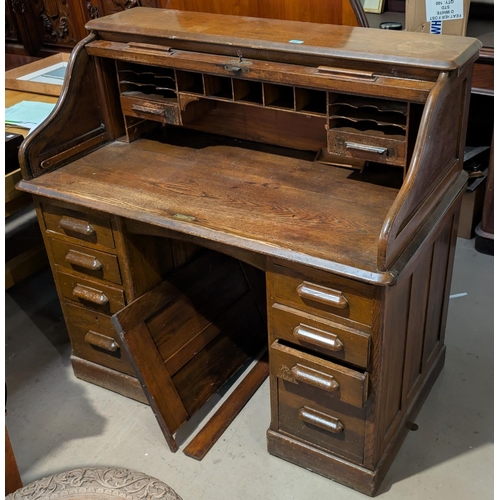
top-left (327, 129), bottom-right (406, 167)
top-left (56, 271), bottom-right (126, 314)
top-left (270, 265), bottom-right (375, 328)
top-left (270, 341), bottom-right (369, 408)
top-left (270, 304), bottom-right (371, 369)
top-left (64, 303), bottom-right (136, 377)
top-left (120, 94), bottom-right (181, 125)
top-left (50, 240), bottom-right (122, 284)
top-left (40, 202), bottom-right (115, 249)
top-left (277, 377), bottom-right (366, 463)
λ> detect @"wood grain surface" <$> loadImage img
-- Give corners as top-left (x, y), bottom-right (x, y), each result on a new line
top-left (86, 8), bottom-right (480, 72)
top-left (19, 138), bottom-right (399, 280)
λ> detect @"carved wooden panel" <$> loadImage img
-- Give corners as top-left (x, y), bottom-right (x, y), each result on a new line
top-left (5, 2), bottom-right (21, 42)
top-left (32, 0), bottom-right (79, 47)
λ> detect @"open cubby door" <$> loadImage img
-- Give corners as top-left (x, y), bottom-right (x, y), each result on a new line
top-left (111, 250), bottom-right (267, 452)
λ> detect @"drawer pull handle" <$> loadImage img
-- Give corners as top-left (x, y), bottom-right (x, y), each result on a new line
top-left (345, 142), bottom-right (388, 155)
top-left (298, 407), bottom-right (344, 434)
top-left (291, 364), bottom-right (339, 392)
top-left (126, 42), bottom-right (173, 53)
top-left (317, 66), bottom-right (376, 81)
top-left (296, 282), bottom-right (348, 309)
top-left (72, 284), bottom-right (109, 305)
top-left (65, 249), bottom-right (102, 271)
top-left (59, 216), bottom-right (96, 236)
top-left (85, 331), bottom-right (119, 353)
top-left (293, 324), bottom-right (344, 352)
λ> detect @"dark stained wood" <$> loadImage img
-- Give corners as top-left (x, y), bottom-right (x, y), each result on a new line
top-left (49, 239), bottom-right (122, 284)
top-left (117, 321), bottom-right (188, 452)
top-left (171, 304), bottom-right (265, 415)
top-left (57, 270), bottom-right (126, 314)
top-left (40, 201), bottom-right (115, 249)
top-left (269, 303), bottom-right (371, 368)
top-left (112, 250), bottom-right (266, 450)
top-left (71, 355), bottom-right (148, 404)
top-left (400, 248), bottom-right (432, 407)
top-left (277, 377), bottom-right (366, 463)
top-left (64, 303), bottom-right (136, 377)
top-left (421, 223), bottom-right (453, 365)
top-left (271, 264), bottom-right (375, 330)
top-left (86, 9), bottom-right (480, 73)
top-left (16, 10), bottom-right (478, 495)
top-left (379, 67), bottom-right (474, 270)
top-left (183, 354), bottom-right (269, 461)
top-left (86, 41), bottom-right (436, 102)
top-left (18, 139), bottom-right (400, 283)
top-left (19, 33), bottom-right (107, 179)
top-left (270, 341), bottom-right (368, 408)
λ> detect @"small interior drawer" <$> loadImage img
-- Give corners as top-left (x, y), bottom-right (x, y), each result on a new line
top-left (40, 202), bottom-right (115, 249)
top-left (270, 341), bottom-right (369, 408)
top-left (120, 94), bottom-right (181, 125)
top-left (50, 240), bottom-right (122, 285)
top-left (277, 377), bottom-right (366, 463)
top-left (269, 304), bottom-right (371, 368)
top-left (270, 265), bottom-right (375, 328)
top-left (56, 271), bottom-right (125, 314)
top-left (327, 129), bottom-right (406, 167)
top-left (64, 303), bottom-right (135, 377)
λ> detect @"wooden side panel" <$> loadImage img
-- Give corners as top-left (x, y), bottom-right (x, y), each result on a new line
top-left (379, 278), bottom-right (411, 441)
top-left (401, 248), bottom-right (433, 406)
top-left (379, 67), bottom-right (473, 270)
top-left (422, 223), bottom-right (453, 365)
top-left (371, 208), bottom-right (459, 469)
top-left (19, 33), bottom-right (107, 179)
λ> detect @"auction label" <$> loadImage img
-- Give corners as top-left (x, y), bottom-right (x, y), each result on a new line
top-left (426, 0), bottom-right (464, 21)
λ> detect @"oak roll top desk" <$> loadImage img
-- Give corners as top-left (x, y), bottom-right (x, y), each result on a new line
top-left (17, 9), bottom-right (480, 496)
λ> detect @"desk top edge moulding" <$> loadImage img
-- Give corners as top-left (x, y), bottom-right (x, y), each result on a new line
top-left (17, 8), bottom-right (480, 496)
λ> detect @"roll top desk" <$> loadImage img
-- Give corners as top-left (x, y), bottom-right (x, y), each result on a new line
top-left (17, 9), bottom-right (480, 496)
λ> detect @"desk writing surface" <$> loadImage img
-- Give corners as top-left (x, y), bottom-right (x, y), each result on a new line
top-left (19, 136), bottom-right (400, 277)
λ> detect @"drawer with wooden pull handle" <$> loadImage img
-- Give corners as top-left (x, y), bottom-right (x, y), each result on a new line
top-left (120, 94), bottom-right (181, 125)
top-left (85, 331), bottom-right (120, 352)
top-left (277, 376), bottom-right (366, 463)
top-left (57, 271), bottom-right (125, 314)
top-left (64, 303), bottom-right (135, 377)
top-left (269, 304), bottom-right (371, 368)
top-left (270, 341), bottom-right (368, 408)
top-left (270, 265), bottom-right (375, 328)
top-left (49, 240), bottom-right (122, 284)
top-left (40, 202), bottom-right (115, 249)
